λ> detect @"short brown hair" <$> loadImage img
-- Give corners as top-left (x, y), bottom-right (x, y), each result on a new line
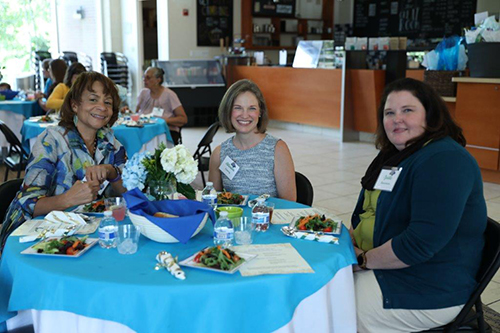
top-left (49, 59), bottom-right (67, 84)
top-left (63, 62), bottom-right (87, 88)
top-left (375, 78), bottom-right (465, 152)
top-left (59, 71), bottom-right (120, 131)
top-left (218, 79), bottom-right (269, 133)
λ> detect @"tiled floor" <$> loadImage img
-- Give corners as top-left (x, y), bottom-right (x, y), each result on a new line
top-left (181, 124), bottom-right (500, 312)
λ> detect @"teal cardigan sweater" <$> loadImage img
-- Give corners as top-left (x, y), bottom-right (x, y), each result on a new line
top-left (352, 137), bottom-right (487, 310)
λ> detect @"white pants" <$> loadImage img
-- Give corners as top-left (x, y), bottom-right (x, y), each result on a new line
top-left (354, 270), bottom-right (463, 333)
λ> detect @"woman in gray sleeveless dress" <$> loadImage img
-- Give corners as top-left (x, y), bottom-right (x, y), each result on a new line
top-left (208, 79), bottom-right (296, 201)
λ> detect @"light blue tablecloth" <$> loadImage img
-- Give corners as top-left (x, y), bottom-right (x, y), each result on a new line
top-left (21, 118), bottom-right (173, 156)
top-left (0, 198), bottom-right (356, 333)
top-left (0, 100), bottom-right (43, 118)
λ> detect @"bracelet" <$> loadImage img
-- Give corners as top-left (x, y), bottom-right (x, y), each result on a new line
top-left (108, 166), bottom-right (122, 183)
top-left (357, 251), bottom-right (368, 270)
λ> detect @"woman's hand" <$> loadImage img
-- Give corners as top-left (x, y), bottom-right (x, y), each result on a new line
top-left (86, 165), bottom-right (113, 183)
top-left (63, 180), bottom-right (100, 206)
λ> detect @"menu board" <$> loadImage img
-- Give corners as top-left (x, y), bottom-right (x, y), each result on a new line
top-left (353, 0), bottom-right (476, 38)
top-left (197, 0), bottom-right (233, 47)
top-left (253, 0), bottom-right (295, 17)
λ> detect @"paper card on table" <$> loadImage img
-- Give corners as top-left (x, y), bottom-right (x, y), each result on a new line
top-left (39, 123), bottom-right (57, 128)
top-left (235, 243), bottom-right (314, 276)
top-left (272, 207), bottom-right (331, 225)
top-left (11, 217), bottom-right (100, 237)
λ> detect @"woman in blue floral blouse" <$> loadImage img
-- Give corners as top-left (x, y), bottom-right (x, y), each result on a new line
top-left (0, 72), bottom-right (127, 250)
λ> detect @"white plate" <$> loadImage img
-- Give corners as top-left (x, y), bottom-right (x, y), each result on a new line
top-left (179, 249), bottom-right (257, 274)
top-left (217, 194), bottom-right (249, 207)
top-left (21, 237), bottom-right (98, 257)
top-left (73, 202), bottom-right (106, 216)
top-left (289, 215), bottom-right (342, 236)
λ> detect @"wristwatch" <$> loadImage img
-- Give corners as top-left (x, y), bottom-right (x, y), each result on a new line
top-left (357, 251), bottom-right (368, 270)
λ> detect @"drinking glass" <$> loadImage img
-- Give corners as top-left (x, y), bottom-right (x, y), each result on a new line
top-left (105, 197), bottom-right (127, 221)
top-left (117, 224), bottom-right (141, 255)
top-left (233, 217), bottom-right (254, 245)
top-left (265, 202), bottom-right (275, 223)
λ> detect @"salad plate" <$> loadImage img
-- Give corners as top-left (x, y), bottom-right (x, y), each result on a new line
top-left (179, 247), bottom-right (256, 274)
top-left (217, 192), bottom-right (249, 207)
top-left (73, 200), bottom-right (106, 216)
top-left (21, 236), bottom-right (98, 257)
top-left (289, 213), bottom-right (342, 236)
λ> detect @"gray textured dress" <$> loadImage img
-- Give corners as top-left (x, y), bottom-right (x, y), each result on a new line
top-left (220, 134), bottom-right (279, 197)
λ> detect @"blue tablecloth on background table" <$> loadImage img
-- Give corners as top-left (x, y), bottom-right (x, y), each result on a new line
top-left (21, 118), bottom-right (173, 156)
top-left (0, 197), bottom-right (356, 333)
top-left (0, 100), bottom-right (43, 118)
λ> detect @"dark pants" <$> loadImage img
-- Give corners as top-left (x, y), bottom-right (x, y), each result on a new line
top-left (170, 130), bottom-right (181, 145)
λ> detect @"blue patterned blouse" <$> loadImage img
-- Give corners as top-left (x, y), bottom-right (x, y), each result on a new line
top-left (1, 125), bottom-right (127, 240)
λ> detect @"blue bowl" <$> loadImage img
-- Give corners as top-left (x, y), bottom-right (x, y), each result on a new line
top-left (0, 90), bottom-right (19, 100)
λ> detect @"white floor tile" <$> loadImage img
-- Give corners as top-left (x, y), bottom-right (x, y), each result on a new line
top-left (482, 281), bottom-right (500, 305)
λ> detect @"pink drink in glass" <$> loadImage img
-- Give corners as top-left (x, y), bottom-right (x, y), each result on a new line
top-left (131, 114), bottom-right (140, 122)
top-left (111, 205), bottom-right (127, 221)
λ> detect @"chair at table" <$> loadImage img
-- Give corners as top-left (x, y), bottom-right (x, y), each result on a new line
top-left (421, 217), bottom-right (500, 333)
top-left (295, 172), bottom-right (314, 206)
top-left (0, 121), bottom-right (29, 181)
top-left (192, 122), bottom-right (220, 187)
top-left (0, 178), bottom-right (23, 224)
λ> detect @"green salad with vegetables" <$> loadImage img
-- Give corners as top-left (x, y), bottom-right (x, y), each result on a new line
top-left (33, 236), bottom-right (89, 255)
top-left (295, 214), bottom-right (339, 233)
top-left (193, 246), bottom-right (244, 271)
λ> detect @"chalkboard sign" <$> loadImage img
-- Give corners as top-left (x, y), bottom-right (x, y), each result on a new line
top-left (353, 0), bottom-right (476, 39)
top-left (197, 0), bottom-right (233, 47)
top-left (253, 0), bottom-right (295, 17)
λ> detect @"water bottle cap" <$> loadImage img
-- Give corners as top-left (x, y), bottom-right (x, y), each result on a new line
top-left (256, 198), bottom-right (265, 203)
top-left (104, 211), bottom-right (112, 216)
top-left (206, 181), bottom-right (213, 186)
top-left (219, 211), bottom-right (228, 217)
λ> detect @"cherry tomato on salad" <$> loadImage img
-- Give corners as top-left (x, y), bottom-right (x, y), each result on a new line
top-left (299, 225), bottom-right (307, 230)
top-left (323, 227), bottom-right (332, 232)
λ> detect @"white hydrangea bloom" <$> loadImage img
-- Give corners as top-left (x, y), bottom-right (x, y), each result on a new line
top-left (160, 148), bottom-right (177, 173)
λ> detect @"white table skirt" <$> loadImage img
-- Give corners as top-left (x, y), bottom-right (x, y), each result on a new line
top-left (29, 133), bottom-right (172, 156)
top-left (0, 110), bottom-right (25, 149)
top-left (6, 266), bottom-right (356, 333)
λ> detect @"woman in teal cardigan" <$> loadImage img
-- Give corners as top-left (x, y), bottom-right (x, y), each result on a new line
top-left (351, 78), bottom-right (487, 332)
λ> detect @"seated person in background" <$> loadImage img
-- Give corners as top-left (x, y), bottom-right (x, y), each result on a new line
top-left (0, 71), bottom-right (127, 251)
top-left (42, 58), bottom-right (53, 97)
top-left (134, 67), bottom-right (187, 145)
top-left (351, 78), bottom-right (486, 332)
top-left (46, 62), bottom-right (86, 112)
top-left (46, 59), bottom-right (67, 97)
top-left (0, 82), bottom-right (11, 91)
top-left (208, 79), bottom-right (296, 201)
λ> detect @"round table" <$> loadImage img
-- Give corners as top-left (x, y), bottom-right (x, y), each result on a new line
top-left (0, 100), bottom-right (43, 151)
top-left (0, 198), bottom-right (357, 333)
top-left (21, 118), bottom-right (173, 157)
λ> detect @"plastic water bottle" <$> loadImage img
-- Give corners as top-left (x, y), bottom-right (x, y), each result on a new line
top-left (99, 211), bottom-right (117, 249)
top-left (202, 181), bottom-right (217, 209)
top-left (252, 198), bottom-right (270, 232)
top-left (213, 211), bottom-right (234, 248)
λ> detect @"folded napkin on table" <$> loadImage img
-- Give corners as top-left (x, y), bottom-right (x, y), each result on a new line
top-left (123, 188), bottom-right (216, 244)
top-left (281, 226), bottom-right (339, 245)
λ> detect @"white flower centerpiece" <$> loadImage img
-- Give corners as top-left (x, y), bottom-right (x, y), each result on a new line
top-left (122, 143), bottom-right (198, 200)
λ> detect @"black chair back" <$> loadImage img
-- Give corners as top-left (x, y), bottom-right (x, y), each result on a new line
top-left (0, 178), bottom-right (23, 224)
top-left (422, 217), bottom-right (500, 332)
top-left (0, 120), bottom-right (29, 181)
top-left (295, 172), bottom-right (313, 206)
top-left (193, 122), bottom-right (220, 187)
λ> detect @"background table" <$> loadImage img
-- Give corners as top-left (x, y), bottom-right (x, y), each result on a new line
top-left (0, 198), bottom-right (357, 333)
top-left (0, 100), bottom-right (43, 151)
top-left (21, 118), bottom-right (174, 157)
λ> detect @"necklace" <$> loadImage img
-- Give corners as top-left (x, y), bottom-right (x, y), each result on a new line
top-left (86, 136), bottom-right (97, 156)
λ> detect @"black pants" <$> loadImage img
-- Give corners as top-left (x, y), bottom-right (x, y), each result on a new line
top-left (170, 130), bottom-right (181, 145)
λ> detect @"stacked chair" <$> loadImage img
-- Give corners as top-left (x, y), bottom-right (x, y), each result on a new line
top-left (100, 52), bottom-right (130, 91)
top-left (32, 50), bottom-right (52, 91)
top-left (60, 51), bottom-right (93, 71)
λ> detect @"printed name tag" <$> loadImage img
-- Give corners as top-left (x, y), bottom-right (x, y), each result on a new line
top-left (152, 107), bottom-right (164, 117)
top-left (374, 167), bottom-right (402, 192)
top-left (219, 156), bottom-right (240, 180)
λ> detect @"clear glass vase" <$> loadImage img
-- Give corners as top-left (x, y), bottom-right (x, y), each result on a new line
top-left (147, 178), bottom-right (177, 200)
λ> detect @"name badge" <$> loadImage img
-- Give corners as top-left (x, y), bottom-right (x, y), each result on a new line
top-left (219, 156), bottom-right (240, 180)
top-left (152, 107), bottom-right (164, 117)
top-left (374, 167), bottom-right (402, 192)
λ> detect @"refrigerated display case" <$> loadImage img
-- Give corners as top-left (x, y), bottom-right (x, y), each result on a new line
top-left (152, 60), bottom-right (226, 127)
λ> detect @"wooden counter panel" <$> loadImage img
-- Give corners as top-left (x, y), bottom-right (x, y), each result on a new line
top-left (406, 70), bottom-right (424, 81)
top-left (466, 146), bottom-right (499, 171)
top-left (229, 66), bottom-right (342, 128)
top-left (455, 83), bottom-right (500, 149)
top-left (350, 70), bottom-right (385, 133)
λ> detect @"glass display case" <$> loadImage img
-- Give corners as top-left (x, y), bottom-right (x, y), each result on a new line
top-left (151, 60), bottom-right (227, 127)
top-left (152, 60), bottom-right (225, 87)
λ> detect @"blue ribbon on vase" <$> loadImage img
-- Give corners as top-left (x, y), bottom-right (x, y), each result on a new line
top-left (123, 188), bottom-right (216, 244)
